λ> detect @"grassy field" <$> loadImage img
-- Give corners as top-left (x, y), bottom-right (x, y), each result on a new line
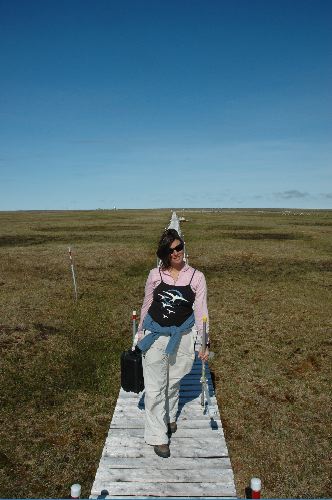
top-left (0, 208), bottom-right (331, 498)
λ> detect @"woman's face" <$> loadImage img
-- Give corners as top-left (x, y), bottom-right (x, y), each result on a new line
top-left (169, 239), bottom-right (184, 267)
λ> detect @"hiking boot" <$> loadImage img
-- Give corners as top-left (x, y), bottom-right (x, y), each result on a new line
top-left (154, 444), bottom-right (170, 458)
top-left (167, 422), bottom-right (177, 436)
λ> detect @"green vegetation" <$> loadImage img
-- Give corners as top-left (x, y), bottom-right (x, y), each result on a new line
top-left (0, 209), bottom-right (331, 498)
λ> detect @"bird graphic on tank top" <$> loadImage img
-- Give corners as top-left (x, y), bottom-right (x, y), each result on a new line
top-left (157, 290), bottom-right (189, 318)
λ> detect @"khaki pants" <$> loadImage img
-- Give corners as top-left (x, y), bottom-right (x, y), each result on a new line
top-left (142, 328), bottom-right (196, 445)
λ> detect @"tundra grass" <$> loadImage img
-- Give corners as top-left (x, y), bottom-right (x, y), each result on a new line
top-left (0, 209), bottom-right (331, 498)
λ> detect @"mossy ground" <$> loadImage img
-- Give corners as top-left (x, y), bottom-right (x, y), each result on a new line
top-left (0, 209), bottom-right (331, 498)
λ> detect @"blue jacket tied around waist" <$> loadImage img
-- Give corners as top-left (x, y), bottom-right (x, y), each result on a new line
top-left (137, 313), bottom-right (195, 355)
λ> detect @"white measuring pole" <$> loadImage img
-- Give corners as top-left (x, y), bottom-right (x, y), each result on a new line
top-left (70, 484), bottom-right (81, 499)
top-left (200, 316), bottom-right (216, 417)
top-left (132, 310), bottom-right (137, 346)
top-left (68, 247), bottom-right (78, 301)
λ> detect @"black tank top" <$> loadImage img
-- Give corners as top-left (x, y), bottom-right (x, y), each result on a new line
top-left (148, 269), bottom-right (196, 327)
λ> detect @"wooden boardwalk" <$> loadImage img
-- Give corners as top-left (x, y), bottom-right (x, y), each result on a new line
top-left (90, 355), bottom-right (237, 499)
top-left (90, 213), bottom-right (236, 498)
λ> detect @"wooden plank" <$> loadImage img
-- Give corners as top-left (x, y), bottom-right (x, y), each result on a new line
top-left (113, 393), bottom-right (210, 405)
top-left (110, 406), bottom-right (219, 419)
top-left (114, 399), bottom-right (217, 409)
top-left (111, 407), bottom-right (220, 417)
top-left (179, 386), bottom-right (214, 392)
top-left (92, 467), bottom-right (234, 483)
top-left (115, 396), bottom-right (216, 406)
top-left (181, 377), bottom-right (212, 383)
top-left (184, 365), bottom-right (211, 370)
top-left (91, 496), bottom-right (235, 500)
top-left (90, 481), bottom-right (236, 498)
top-left (104, 435), bottom-right (227, 448)
top-left (107, 427), bottom-right (224, 438)
top-left (109, 422), bottom-right (223, 432)
top-left (111, 412), bottom-right (222, 423)
top-left (118, 390), bottom-right (215, 399)
top-left (118, 390), bottom-right (214, 399)
top-left (116, 395), bottom-right (210, 403)
top-left (183, 371), bottom-right (212, 377)
top-left (103, 437), bottom-right (228, 458)
top-left (178, 384), bottom-right (213, 390)
top-left (113, 404), bottom-right (221, 417)
top-left (96, 456), bottom-right (232, 469)
top-left (180, 378), bottom-right (212, 384)
top-left (110, 418), bottom-right (223, 429)
top-left (180, 378), bottom-right (212, 385)
top-left (118, 384), bottom-right (213, 397)
top-left (112, 408), bottom-right (221, 420)
top-left (91, 495), bottom-right (234, 499)
top-left (182, 372), bottom-right (208, 377)
top-left (115, 396), bottom-right (217, 407)
top-left (184, 367), bottom-right (211, 372)
top-left (185, 365), bottom-right (211, 371)
top-left (102, 447), bottom-right (228, 459)
top-left (90, 496), bottom-right (235, 500)
top-left (109, 424), bottom-right (223, 434)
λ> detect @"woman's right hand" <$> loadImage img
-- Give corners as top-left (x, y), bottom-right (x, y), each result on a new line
top-left (198, 347), bottom-right (209, 362)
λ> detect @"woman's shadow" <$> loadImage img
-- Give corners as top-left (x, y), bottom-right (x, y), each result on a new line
top-left (137, 353), bottom-right (218, 430)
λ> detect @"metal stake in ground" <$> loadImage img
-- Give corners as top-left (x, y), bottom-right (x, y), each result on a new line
top-left (68, 246), bottom-right (78, 301)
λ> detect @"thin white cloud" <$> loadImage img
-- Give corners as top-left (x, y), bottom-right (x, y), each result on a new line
top-left (274, 190), bottom-right (310, 199)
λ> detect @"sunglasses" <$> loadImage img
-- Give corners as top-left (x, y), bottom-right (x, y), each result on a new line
top-left (169, 242), bottom-right (184, 254)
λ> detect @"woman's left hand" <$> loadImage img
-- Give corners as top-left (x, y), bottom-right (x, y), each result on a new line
top-left (198, 347), bottom-right (209, 362)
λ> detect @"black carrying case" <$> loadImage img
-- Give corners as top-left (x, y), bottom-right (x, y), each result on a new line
top-left (120, 346), bottom-right (145, 394)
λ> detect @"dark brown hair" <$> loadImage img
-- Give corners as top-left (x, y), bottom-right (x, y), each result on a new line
top-left (156, 229), bottom-right (183, 269)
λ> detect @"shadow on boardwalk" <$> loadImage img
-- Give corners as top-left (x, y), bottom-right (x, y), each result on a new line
top-left (137, 355), bottom-right (219, 430)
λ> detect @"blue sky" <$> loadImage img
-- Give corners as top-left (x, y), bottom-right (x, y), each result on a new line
top-left (1, 0), bottom-right (331, 210)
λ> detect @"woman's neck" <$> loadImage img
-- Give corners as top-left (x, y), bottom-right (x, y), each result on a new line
top-left (169, 261), bottom-right (185, 272)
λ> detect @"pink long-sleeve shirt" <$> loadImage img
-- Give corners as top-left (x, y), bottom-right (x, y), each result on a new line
top-left (137, 264), bottom-right (209, 342)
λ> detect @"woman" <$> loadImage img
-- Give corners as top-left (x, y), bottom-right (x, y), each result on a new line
top-left (136, 228), bottom-right (210, 458)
